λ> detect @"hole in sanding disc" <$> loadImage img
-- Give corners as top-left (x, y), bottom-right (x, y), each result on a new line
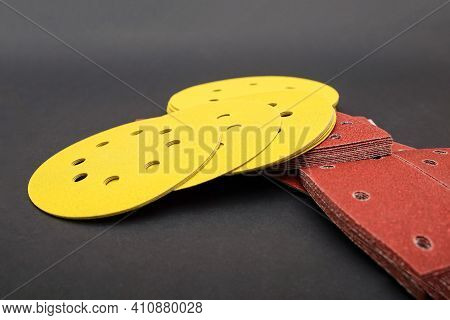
top-left (104, 176), bottom-right (119, 186)
top-left (72, 158), bottom-right (85, 166)
top-left (160, 128), bottom-right (172, 135)
top-left (352, 191), bottom-right (370, 201)
top-left (73, 173), bottom-right (88, 182)
top-left (145, 160), bottom-right (160, 170)
top-left (414, 236), bottom-right (432, 250)
top-left (96, 141), bottom-right (109, 147)
top-left (422, 159), bottom-right (438, 166)
top-left (227, 124), bottom-right (242, 130)
top-left (329, 133), bottom-right (341, 140)
top-left (217, 113), bottom-right (230, 119)
top-left (166, 140), bottom-right (181, 147)
top-left (131, 130), bottom-right (143, 136)
top-left (280, 111), bottom-right (293, 117)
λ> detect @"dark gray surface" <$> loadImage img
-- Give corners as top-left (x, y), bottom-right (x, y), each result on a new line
top-left (1, 0), bottom-right (449, 299)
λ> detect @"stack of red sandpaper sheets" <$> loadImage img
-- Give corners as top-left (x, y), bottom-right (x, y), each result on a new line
top-left (280, 112), bottom-right (393, 169)
top-left (300, 148), bottom-right (450, 299)
top-left (272, 113), bottom-right (394, 194)
top-left (270, 113), bottom-right (450, 299)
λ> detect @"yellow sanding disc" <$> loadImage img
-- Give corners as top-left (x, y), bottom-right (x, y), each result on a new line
top-left (227, 92), bottom-right (336, 173)
top-left (167, 76), bottom-right (339, 112)
top-left (174, 100), bottom-right (282, 190)
top-left (28, 101), bottom-right (284, 217)
top-left (235, 110), bottom-right (337, 172)
top-left (28, 111), bottom-right (226, 219)
top-left (168, 88), bottom-right (337, 174)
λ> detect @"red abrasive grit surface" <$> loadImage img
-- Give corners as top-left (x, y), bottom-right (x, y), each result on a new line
top-left (392, 142), bottom-right (415, 152)
top-left (305, 113), bottom-right (391, 149)
top-left (270, 113), bottom-right (393, 194)
top-left (283, 112), bottom-right (393, 169)
top-left (393, 148), bottom-right (449, 188)
top-left (393, 148), bottom-right (450, 298)
top-left (302, 177), bottom-right (431, 298)
top-left (300, 149), bottom-right (450, 299)
top-left (271, 142), bottom-right (415, 195)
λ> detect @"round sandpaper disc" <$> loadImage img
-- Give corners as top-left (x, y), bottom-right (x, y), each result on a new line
top-left (225, 92), bottom-right (336, 173)
top-left (174, 100), bottom-right (282, 189)
top-left (169, 88), bottom-right (337, 174)
top-left (28, 109), bottom-right (226, 219)
top-left (167, 76), bottom-right (339, 112)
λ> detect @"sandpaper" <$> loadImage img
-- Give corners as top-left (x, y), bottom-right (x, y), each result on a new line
top-left (281, 112), bottom-right (393, 169)
top-left (300, 148), bottom-right (450, 299)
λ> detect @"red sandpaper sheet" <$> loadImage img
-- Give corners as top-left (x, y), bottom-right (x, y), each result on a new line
top-left (392, 142), bottom-right (415, 152)
top-left (300, 148), bottom-right (450, 299)
top-left (272, 140), bottom-right (417, 206)
top-left (302, 178), bottom-right (431, 298)
top-left (393, 148), bottom-right (449, 187)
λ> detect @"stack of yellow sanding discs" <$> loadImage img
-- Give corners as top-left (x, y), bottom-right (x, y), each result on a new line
top-left (28, 76), bottom-right (337, 219)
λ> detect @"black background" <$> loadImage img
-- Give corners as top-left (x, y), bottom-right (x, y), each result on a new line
top-left (1, 0), bottom-right (449, 299)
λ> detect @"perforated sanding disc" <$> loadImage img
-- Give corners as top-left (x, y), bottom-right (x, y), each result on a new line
top-left (28, 108), bottom-right (233, 219)
top-left (167, 76), bottom-right (339, 112)
top-left (231, 97), bottom-right (336, 173)
top-left (175, 100), bottom-right (282, 189)
top-left (168, 89), bottom-right (337, 174)
top-left (167, 77), bottom-right (339, 173)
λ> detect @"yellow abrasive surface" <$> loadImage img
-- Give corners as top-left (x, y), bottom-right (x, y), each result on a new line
top-left (174, 100), bottom-right (282, 190)
top-left (168, 89), bottom-right (337, 174)
top-left (28, 110), bottom-right (226, 219)
top-left (228, 93), bottom-right (336, 173)
top-left (234, 111), bottom-right (336, 173)
top-left (167, 76), bottom-right (339, 112)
